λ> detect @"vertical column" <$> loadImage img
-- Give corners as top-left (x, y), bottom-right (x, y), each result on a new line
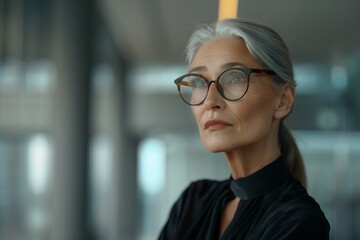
top-left (117, 107), bottom-right (138, 239)
top-left (109, 55), bottom-right (138, 240)
top-left (51, 0), bottom-right (94, 239)
top-left (5, 0), bottom-right (23, 59)
top-left (0, 0), bottom-right (5, 59)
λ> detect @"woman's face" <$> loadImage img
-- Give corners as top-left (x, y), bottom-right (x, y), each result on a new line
top-left (190, 38), bottom-right (289, 153)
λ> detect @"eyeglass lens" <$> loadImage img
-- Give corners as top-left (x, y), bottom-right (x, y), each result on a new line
top-left (178, 69), bottom-right (248, 105)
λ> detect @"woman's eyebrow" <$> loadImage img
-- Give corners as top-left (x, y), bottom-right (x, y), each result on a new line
top-left (189, 66), bottom-right (207, 73)
top-left (189, 62), bottom-right (247, 73)
top-left (221, 62), bottom-right (246, 69)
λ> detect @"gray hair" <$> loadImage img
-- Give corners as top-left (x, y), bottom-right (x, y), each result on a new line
top-left (185, 18), bottom-right (296, 87)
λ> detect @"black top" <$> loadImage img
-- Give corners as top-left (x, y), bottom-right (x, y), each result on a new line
top-left (158, 156), bottom-right (330, 240)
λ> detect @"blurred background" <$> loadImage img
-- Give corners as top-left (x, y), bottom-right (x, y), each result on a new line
top-left (0, 0), bottom-right (359, 239)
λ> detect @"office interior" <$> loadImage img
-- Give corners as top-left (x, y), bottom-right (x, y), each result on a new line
top-left (0, 0), bottom-right (359, 239)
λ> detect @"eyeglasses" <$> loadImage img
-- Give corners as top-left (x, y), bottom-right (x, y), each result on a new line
top-left (174, 68), bottom-right (276, 106)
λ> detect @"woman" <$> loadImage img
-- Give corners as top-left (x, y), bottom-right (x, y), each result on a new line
top-left (158, 18), bottom-right (330, 239)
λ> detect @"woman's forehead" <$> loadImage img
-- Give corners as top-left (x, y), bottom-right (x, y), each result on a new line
top-left (189, 38), bottom-right (259, 71)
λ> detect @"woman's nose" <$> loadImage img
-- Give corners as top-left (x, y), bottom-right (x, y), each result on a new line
top-left (203, 83), bottom-right (225, 109)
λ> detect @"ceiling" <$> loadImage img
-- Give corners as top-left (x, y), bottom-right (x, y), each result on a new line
top-left (98, 0), bottom-right (360, 65)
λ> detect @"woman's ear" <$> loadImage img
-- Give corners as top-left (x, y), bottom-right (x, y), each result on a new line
top-left (274, 84), bottom-right (295, 119)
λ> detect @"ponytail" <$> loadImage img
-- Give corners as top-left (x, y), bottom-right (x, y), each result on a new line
top-left (279, 121), bottom-right (307, 188)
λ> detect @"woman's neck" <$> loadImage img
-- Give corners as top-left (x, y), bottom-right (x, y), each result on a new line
top-left (225, 141), bottom-right (281, 179)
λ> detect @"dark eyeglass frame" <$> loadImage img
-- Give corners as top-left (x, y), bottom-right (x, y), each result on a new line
top-left (174, 68), bottom-right (277, 106)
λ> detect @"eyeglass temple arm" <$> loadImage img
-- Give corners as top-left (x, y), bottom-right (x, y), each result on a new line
top-left (176, 81), bottom-right (191, 87)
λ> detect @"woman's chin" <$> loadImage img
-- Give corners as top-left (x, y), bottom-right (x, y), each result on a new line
top-left (202, 140), bottom-right (229, 153)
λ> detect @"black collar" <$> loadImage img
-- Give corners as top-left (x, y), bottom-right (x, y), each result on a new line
top-left (230, 156), bottom-right (290, 200)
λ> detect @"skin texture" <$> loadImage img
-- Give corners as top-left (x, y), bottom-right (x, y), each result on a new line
top-left (189, 38), bottom-right (295, 236)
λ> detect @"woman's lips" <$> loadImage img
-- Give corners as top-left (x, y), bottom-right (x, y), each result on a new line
top-left (204, 119), bottom-right (232, 130)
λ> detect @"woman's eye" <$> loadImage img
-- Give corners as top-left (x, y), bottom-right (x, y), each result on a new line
top-left (230, 76), bottom-right (241, 83)
top-left (225, 74), bottom-right (245, 84)
top-left (190, 78), bottom-right (207, 88)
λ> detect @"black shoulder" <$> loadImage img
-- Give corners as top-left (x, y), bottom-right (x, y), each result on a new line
top-left (263, 216), bottom-right (330, 240)
top-left (158, 179), bottom-right (229, 239)
top-left (277, 179), bottom-right (327, 220)
top-left (184, 179), bottom-right (229, 199)
top-left (168, 179), bottom-right (229, 216)
top-left (262, 179), bottom-right (330, 239)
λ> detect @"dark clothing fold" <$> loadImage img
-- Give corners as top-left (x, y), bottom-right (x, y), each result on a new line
top-left (158, 156), bottom-right (330, 240)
